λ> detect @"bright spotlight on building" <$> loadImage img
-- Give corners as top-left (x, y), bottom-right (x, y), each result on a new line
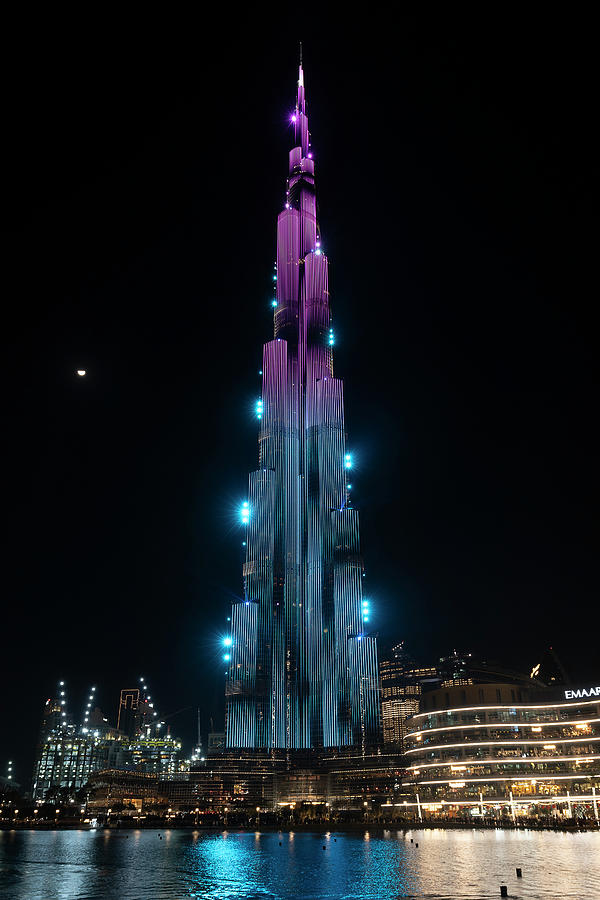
top-left (344, 453), bottom-right (352, 469)
top-left (223, 637), bottom-right (233, 647)
top-left (241, 501), bottom-right (250, 524)
top-left (223, 654), bottom-right (231, 662)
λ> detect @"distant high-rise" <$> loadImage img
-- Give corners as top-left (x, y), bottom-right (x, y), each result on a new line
top-left (31, 684), bottom-right (96, 801)
top-left (225, 60), bottom-right (380, 750)
top-left (117, 689), bottom-right (142, 737)
top-left (117, 685), bottom-right (155, 738)
top-left (380, 643), bottom-right (437, 748)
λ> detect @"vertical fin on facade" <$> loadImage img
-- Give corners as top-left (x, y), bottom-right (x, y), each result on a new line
top-left (226, 60), bottom-right (380, 751)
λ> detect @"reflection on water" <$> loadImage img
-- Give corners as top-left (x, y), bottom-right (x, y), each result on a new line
top-left (0, 828), bottom-right (599, 899)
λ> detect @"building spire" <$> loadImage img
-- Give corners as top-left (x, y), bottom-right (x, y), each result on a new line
top-left (294, 48), bottom-right (308, 157)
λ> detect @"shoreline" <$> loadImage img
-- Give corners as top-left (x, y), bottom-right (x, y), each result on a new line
top-left (2, 821), bottom-right (599, 834)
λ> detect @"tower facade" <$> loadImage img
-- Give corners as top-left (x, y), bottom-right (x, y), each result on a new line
top-left (226, 62), bottom-right (380, 750)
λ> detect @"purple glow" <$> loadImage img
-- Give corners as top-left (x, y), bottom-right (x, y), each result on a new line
top-left (225, 61), bottom-right (381, 752)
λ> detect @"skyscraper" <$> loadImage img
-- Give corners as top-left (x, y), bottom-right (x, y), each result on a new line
top-left (226, 60), bottom-right (380, 751)
top-left (379, 643), bottom-right (437, 749)
top-left (117, 689), bottom-right (142, 738)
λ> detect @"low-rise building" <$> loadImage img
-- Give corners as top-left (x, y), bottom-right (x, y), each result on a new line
top-left (400, 682), bottom-right (600, 821)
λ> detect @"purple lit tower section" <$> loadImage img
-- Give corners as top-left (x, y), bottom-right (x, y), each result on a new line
top-left (226, 62), bottom-right (380, 751)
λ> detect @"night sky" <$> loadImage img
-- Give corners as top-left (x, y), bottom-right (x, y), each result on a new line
top-left (4, 13), bottom-right (597, 782)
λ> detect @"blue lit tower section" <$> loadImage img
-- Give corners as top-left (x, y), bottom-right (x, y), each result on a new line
top-left (226, 62), bottom-right (380, 751)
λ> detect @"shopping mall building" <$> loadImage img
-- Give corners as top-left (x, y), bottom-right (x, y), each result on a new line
top-left (399, 682), bottom-right (600, 821)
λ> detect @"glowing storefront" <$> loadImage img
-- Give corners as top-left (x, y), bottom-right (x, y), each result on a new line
top-left (401, 684), bottom-right (600, 820)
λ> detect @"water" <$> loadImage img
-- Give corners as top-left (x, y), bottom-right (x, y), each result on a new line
top-left (1, 828), bottom-right (599, 899)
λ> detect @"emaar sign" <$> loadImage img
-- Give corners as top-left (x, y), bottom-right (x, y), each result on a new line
top-left (564, 687), bottom-right (600, 699)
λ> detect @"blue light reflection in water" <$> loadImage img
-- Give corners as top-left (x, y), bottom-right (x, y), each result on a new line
top-left (0, 828), bottom-right (599, 899)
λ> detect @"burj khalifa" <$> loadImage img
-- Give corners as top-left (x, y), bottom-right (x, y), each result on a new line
top-left (226, 59), bottom-right (380, 751)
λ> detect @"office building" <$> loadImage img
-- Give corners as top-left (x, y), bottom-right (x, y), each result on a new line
top-left (380, 643), bottom-right (437, 748)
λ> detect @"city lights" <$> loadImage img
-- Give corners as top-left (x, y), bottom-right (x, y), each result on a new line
top-left (5, 52), bottom-right (598, 865)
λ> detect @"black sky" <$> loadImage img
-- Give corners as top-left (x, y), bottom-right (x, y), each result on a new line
top-left (3, 12), bottom-right (598, 781)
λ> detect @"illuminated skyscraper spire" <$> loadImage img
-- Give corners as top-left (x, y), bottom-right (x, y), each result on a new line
top-left (226, 60), bottom-right (380, 751)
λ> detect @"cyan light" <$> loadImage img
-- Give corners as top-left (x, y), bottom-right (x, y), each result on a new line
top-left (223, 653), bottom-right (230, 662)
top-left (223, 637), bottom-right (232, 647)
top-left (272, 300), bottom-right (278, 308)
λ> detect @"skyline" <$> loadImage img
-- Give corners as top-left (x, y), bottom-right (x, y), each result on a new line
top-left (4, 18), bottom-right (597, 779)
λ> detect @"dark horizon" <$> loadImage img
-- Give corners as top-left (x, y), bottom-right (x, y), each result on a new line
top-left (3, 13), bottom-right (597, 783)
